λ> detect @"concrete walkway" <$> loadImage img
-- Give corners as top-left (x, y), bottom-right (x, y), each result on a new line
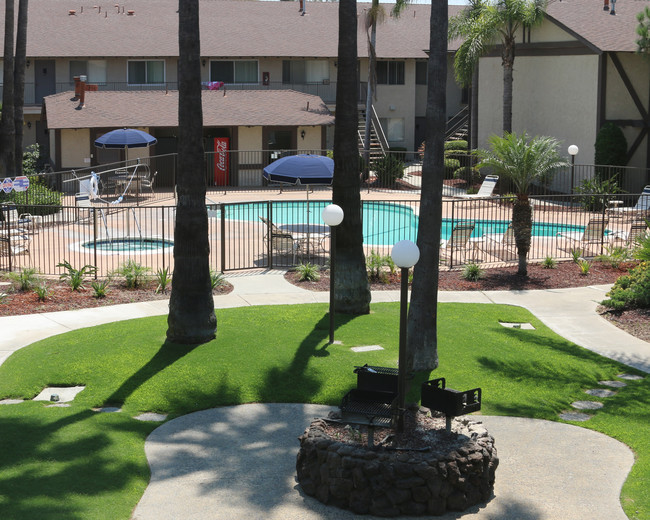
top-left (0, 271), bottom-right (647, 519)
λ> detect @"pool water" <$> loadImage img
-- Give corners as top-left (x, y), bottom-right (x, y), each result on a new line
top-left (82, 237), bottom-right (174, 252)
top-left (225, 201), bottom-right (588, 246)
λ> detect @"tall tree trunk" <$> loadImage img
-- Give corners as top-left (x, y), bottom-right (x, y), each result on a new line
top-left (14, 0), bottom-right (28, 176)
top-left (501, 33), bottom-right (515, 135)
top-left (512, 194), bottom-right (532, 276)
top-left (406, 0), bottom-right (448, 392)
top-left (332, 0), bottom-right (371, 315)
top-left (0, 0), bottom-right (16, 177)
top-left (363, 16), bottom-right (377, 180)
top-left (167, 0), bottom-right (216, 344)
top-left (470, 67), bottom-right (479, 150)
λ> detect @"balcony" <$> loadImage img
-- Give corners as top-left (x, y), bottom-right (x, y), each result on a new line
top-left (6, 81), bottom-right (368, 107)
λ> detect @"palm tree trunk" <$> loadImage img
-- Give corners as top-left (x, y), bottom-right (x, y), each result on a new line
top-left (406, 0), bottom-right (448, 385)
top-left (512, 194), bottom-right (532, 276)
top-left (0, 0), bottom-right (16, 178)
top-left (13, 0), bottom-right (28, 176)
top-left (363, 16), bottom-right (377, 180)
top-left (332, 0), bottom-right (371, 315)
top-left (470, 67), bottom-right (479, 150)
top-left (502, 34), bottom-right (515, 135)
top-left (167, 0), bottom-right (217, 344)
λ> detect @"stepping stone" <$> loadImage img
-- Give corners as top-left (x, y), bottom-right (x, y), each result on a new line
top-left (351, 345), bottom-right (383, 352)
top-left (617, 373), bottom-right (644, 381)
top-left (45, 403), bottom-right (71, 408)
top-left (559, 412), bottom-right (592, 422)
top-left (0, 399), bottom-right (24, 405)
top-left (598, 380), bottom-right (627, 388)
top-left (134, 412), bottom-right (168, 422)
top-left (93, 407), bottom-right (122, 413)
top-left (33, 386), bottom-right (85, 403)
top-left (571, 401), bottom-right (604, 410)
top-left (586, 389), bottom-right (616, 398)
top-left (500, 322), bottom-right (535, 330)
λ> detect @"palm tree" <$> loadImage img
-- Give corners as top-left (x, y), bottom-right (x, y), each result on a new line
top-left (0, 0), bottom-right (16, 178)
top-left (449, 0), bottom-right (546, 134)
top-left (14, 0), bottom-right (29, 176)
top-left (332, 0), bottom-right (371, 315)
top-left (167, 0), bottom-right (217, 344)
top-left (474, 132), bottom-right (569, 276)
top-left (406, 0), bottom-right (448, 385)
top-left (637, 5), bottom-right (650, 55)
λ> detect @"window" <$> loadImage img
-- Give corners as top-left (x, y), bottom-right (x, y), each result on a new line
top-left (377, 61), bottom-right (405, 85)
top-left (210, 60), bottom-right (258, 84)
top-left (380, 118), bottom-right (405, 143)
top-left (128, 60), bottom-right (165, 85)
top-left (70, 60), bottom-right (107, 84)
top-left (282, 60), bottom-right (330, 84)
top-left (416, 61), bottom-right (427, 85)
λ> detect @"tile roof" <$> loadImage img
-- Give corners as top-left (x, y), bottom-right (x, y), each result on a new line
top-left (2, 0), bottom-right (463, 58)
top-left (545, 0), bottom-right (644, 53)
top-left (43, 89), bottom-right (334, 129)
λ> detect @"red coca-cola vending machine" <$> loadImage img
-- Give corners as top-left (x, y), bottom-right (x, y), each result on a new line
top-left (214, 137), bottom-right (230, 186)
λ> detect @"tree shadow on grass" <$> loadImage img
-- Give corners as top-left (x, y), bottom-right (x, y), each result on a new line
top-left (256, 312), bottom-right (357, 404)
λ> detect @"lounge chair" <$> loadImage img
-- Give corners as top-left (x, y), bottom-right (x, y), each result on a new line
top-left (610, 219), bottom-right (648, 246)
top-left (0, 202), bottom-right (42, 233)
top-left (557, 217), bottom-right (609, 254)
top-left (260, 216), bottom-right (302, 263)
top-left (458, 175), bottom-right (499, 199)
top-left (440, 222), bottom-right (475, 266)
top-left (478, 222), bottom-right (516, 260)
top-left (607, 185), bottom-right (650, 218)
top-left (141, 170), bottom-right (157, 194)
top-left (0, 232), bottom-right (32, 268)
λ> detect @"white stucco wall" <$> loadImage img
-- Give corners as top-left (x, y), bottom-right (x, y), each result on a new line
top-left (297, 126), bottom-right (324, 151)
top-left (238, 126), bottom-right (262, 150)
top-left (60, 128), bottom-right (91, 168)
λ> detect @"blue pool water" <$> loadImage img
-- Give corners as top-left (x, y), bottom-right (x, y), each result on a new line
top-left (82, 237), bottom-right (174, 252)
top-left (225, 201), bottom-right (587, 246)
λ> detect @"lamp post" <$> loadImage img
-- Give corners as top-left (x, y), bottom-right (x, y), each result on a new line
top-left (322, 204), bottom-right (344, 344)
top-left (390, 239), bottom-right (420, 433)
top-left (568, 144), bottom-right (579, 194)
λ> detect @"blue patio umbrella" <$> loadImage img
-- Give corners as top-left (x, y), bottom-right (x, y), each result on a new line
top-left (94, 128), bottom-right (157, 150)
top-left (263, 154), bottom-right (333, 186)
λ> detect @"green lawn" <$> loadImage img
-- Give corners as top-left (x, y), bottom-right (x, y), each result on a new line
top-left (0, 302), bottom-right (648, 519)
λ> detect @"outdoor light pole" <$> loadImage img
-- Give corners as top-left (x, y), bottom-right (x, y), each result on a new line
top-left (391, 240), bottom-right (420, 433)
top-left (568, 145), bottom-right (579, 194)
top-left (322, 204), bottom-right (344, 344)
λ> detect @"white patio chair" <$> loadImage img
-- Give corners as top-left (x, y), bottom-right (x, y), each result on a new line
top-left (458, 175), bottom-right (499, 199)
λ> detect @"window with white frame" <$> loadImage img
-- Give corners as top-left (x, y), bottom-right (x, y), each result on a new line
top-left (70, 60), bottom-right (107, 84)
top-left (380, 118), bottom-right (405, 143)
top-left (377, 61), bottom-right (405, 85)
top-left (127, 60), bottom-right (165, 85)
top-left (282, 60), bottom-right (330, 84)
top-left (210, 60), bottom-right (258, 84)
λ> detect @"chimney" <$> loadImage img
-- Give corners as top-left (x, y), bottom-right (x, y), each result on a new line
top-left (610, 0), bottom-right (616, 14)
top-left (603, 0), bottom-right (609, 11)
top-left (78, 76), bottom-right (87, 109)
top-left (299, 0), bottom-right (306, 15)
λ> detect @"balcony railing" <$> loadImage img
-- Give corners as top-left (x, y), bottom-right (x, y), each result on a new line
top-left (5, 81), bottom-right (368, 106)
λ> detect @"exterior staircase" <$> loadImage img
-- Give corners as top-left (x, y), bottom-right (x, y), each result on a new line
top-left (445, 106), bottom-right (469, 142)
top-left (358, 108), bottom-right (387, 165)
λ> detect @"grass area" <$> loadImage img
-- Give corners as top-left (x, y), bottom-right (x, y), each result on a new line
top-left (0, 302), bottom-right (648, 519)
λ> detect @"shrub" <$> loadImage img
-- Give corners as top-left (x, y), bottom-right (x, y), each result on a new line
top-left (296, 262), bottom-right (320, 282)
top-left (373, 155), bottom-right (404, 187)
top-left (596, 245), bottom-right (633, 269)
top-left (366, 250), bottom-right (391, 283)
top-left (444, 157), bottom-right (461, 178)
top-left (570, 248), bottom-right (583, 264)
top-left (541, 256), bottom-right (557, 269)
top-left (91, 279), bottom-right (110, 298)
top-left (594, 122), bottom-right (628, 176)
top-left (575, 175), bottom-right (622, 212)
top-left (6, 267), bottom-right (41, 291)
top-left (454, 165), bottom-right (482, 185)
top-left (114, 260), bottom-right (150, 289)
top-left (578, 259), bottom-right (591, 275)
top-left (210, 270), bottom-right (227, 289)
top-left (445, 140), bottom-right (468, 152)
top-left (634, 229), bottom-right (650, 262)
top-left (155, 267), bottom-right (172, 294)
top-left (57, 260), bottom-right (97, 291)
top-left (602, 261), bottom-right (650, 310)
top-left (34, 282), bottom-right (53, 302)
top-left (462, 262), bottom-right (483, 282)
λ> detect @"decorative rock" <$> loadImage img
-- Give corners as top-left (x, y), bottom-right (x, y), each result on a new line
top-left (617, 373), bottom-right (644, 381)
top-left (499, 322), bottom-right (535, 330)
top-left (296, 417), bottom-right (498, 516)
top-left (571, 401), bottom-right (604, 410)
top-left (585, 389), bottom-right (616, 398)
top-left (559, 412), bottom-right (592, 422)
top-left (598, 380), bottom-right (627, 388)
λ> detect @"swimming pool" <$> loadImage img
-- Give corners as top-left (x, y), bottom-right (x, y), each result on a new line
top-left (225, 201), bottom-right (588, 246)
top-left (80, 237), bottom-right (174, 253)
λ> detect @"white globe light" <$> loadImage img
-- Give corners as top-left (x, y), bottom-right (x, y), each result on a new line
top-left (391, 240), bottom-right (420, 268)
top-left (321, 204), bottom-right (344, 227)
top-left (568, 144), bottom-right (579, 156)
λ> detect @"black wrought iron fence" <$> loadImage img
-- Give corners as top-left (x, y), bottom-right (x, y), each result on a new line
top-left (3, 193), bottom-right (645, 277)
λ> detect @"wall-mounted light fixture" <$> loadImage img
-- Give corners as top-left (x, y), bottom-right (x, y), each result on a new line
top-left (300, 130), bottom-right (306, 140)
top-left (202, 59), bottom-right (206, 67)
top-left (26, 59), bottom-right (30, 68)
top-left (27, 121), bottom-right (32, 129)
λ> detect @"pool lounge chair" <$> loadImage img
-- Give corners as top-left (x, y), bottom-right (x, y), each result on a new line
top-left (607, 185), bottom-right (650, 218)
top-left (1, 202), bottom-right (43, 233)
top-left (610, 219), bottom-right (648, 246)
top-left (477, 222), bottom-right (517, 261)
top-left (260, 216), bottom-right (302, 263)
top-left (458, 175), bottom-right (499, 199)
top-left (440, 222), bottom-right (475, 266)
top-left (0, 232), bottom-right (31, 268)
top-left (557, 217), bottom-right (609, 255)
